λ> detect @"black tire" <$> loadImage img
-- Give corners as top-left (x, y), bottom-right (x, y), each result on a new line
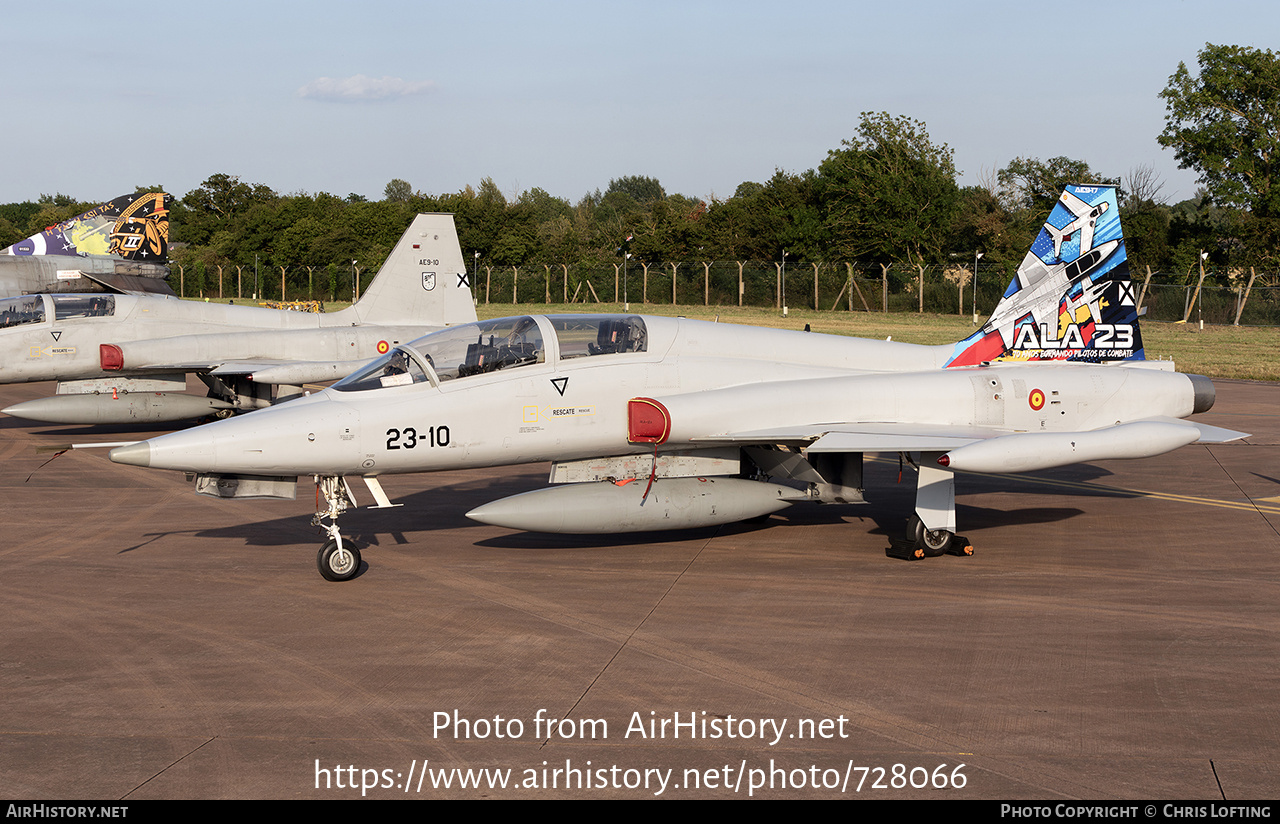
top-left (317, 538), bottom-right (361, 582)
top-left (909, 514), bottom-right (953, 558)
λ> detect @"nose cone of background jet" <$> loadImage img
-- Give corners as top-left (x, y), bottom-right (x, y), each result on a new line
top-left (109, 441), bottom-right (152, 467)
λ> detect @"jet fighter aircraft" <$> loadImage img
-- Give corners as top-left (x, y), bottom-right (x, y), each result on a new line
top-left (107, 186), bottom-right (1246, 581)
top-left (1, 213), bottom-right (476, 424)
top-left (1, 192), bottom-right (174, 297)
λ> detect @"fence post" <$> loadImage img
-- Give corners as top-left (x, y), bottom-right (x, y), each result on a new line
top-left (670, 262), bottom-right (680, 305)
top-left (1136, 266), bottom-right (1153, 313)
top-left (1234, 267), bottom-right (1258, 326)
top-left (1182, 258), bottom-right (1206, 323)
top-left (703, 261), bottom-right (711, 306)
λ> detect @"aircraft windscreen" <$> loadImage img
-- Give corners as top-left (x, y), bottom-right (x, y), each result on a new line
top-left (333, 317), bottom-right (545, 392)
top-left (333, 348), bottom-right (430, 392)
top-left (0, 295), bottom-right (46, 329)
top-left (409, 316), bottom-right (544, 382)
top-left (51, 294), bottom-right (115, 320)
top-left (548, 315), bottom-right (647, 359)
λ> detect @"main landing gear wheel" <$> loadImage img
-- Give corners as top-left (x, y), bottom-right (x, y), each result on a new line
top-left (317, 538), bottom-right (361, 582)
top-left (908, 514), bottom-right (954, 557)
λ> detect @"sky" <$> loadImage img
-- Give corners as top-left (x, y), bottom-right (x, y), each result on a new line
top-left (3, 0), bottom-right (1275, 207)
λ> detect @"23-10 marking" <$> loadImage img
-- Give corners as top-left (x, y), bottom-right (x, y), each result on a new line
top-left (386, 426), bottom-right (450, 450)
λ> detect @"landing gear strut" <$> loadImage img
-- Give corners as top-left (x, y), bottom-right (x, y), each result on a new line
top-left (313, 476), bottom-right (360, 581)
top-left (887, 452), bottom-right (974, 561)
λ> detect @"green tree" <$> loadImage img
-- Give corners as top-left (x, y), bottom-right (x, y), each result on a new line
top-left (996, 156), bottom-right (1109, 215)
top-left (1159, 43), bottom-right (1280, 219)
top-left (819, 112), bottom-right (959, 263)
top-left (606, 175), bottom-right (665, 205)
top-left (947, 185), bottom-right (1022, 268)
top-left (383, 178), bottom-right (413, 202)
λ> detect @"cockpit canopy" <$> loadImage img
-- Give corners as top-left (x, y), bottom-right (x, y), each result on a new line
top-left (0, 295), bottom-right (46, 329)
top-left (333, 314), bottom-right (648, 392)
top-left (0, 294), bottom-right (118, 330)
top-left (51, 294), bottom-right (115, 320)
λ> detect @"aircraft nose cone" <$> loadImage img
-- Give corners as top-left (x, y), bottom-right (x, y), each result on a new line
top-left (109, 441), bottom-right (152, 467)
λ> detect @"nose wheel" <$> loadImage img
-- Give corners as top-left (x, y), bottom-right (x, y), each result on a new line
top-left (313, 476), bottom-right (361, 581)
top-left (317, 537), bottom-right (361, 581)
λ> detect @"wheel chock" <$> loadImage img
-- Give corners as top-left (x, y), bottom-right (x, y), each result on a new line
top-left (886, 538), bottom-right (926, 560)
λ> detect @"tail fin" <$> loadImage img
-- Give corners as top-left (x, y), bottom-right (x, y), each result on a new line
top-left (343, 213), bottom-right (478, 327)
top-left (945, 185), bottom-right (1141, 367)
top-left (2, 192), bottom-right (172, 261)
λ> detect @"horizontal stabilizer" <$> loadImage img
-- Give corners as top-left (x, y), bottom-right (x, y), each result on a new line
top-left (1141, 417), bottom-right (1250, 444)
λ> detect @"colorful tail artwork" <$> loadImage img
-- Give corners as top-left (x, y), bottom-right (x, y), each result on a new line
top-left (2, 192), bottom-right (172, 261)
top-left (946, 185), bottom-right (1142, 367)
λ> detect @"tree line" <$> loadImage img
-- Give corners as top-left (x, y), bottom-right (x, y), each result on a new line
top-left (1, 43), bottom-right (1275, 303)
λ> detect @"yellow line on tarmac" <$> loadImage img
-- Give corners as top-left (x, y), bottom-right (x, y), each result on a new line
top-left (975, 471), bottom-right (1280, 516)
top-left (866, 454), bottom-right (1280, 516)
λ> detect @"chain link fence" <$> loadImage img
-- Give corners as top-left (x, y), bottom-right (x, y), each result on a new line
top-left (173, 260), bottom-right (1280, 326)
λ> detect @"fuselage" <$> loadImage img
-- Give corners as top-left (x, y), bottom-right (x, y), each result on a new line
top-left (115, 314), bottom-right (1206, 478)
top-left (0, 292), bottom-right (434, 384)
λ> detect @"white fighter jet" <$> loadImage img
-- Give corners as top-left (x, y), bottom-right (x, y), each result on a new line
top-left (107, 186), bottom-right (1246, 580)
top-left (1, 213), bottom-right (476, 424)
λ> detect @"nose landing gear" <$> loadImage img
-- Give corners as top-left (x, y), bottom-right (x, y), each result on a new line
top-left (313, 476), bottom-right (360, 581)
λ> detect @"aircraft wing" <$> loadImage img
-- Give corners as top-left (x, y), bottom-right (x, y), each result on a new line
top-left (211, 358), bottom-right (374, 384)
top-left (92, 357), bottom-right (373, 385)
top-left (688, 418), bottom-right (1247, 468)
top-left (77, 271), bottom-right (176, 297)
top-left (689, 421), bottom-right (1004, 452)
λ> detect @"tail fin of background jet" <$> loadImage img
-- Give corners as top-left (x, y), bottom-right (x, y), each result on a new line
top-left (2, 192), bottom-right (172, 261)
top-left (945, 185), bottom-right (1142, 367)
top-left (342, 212), bottom-right (478, 327)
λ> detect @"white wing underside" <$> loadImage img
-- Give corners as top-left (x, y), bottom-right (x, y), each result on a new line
top-left (691, 418), bottom-right (1246, 452)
